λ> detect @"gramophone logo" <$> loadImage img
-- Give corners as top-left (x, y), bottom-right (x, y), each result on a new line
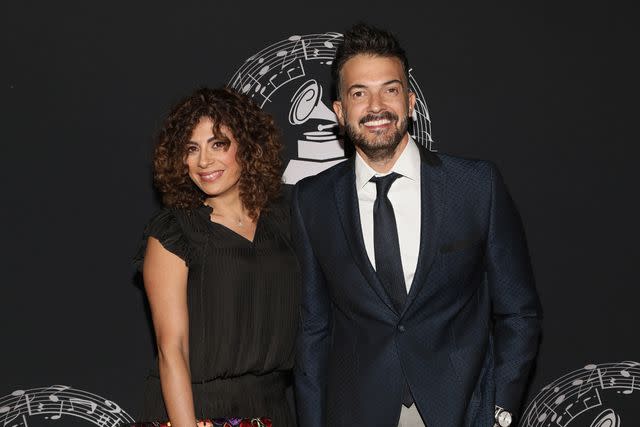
top-left (285, 78), bottom-right (343, 183)
top-left (228, 32), bottom-right (434, 185)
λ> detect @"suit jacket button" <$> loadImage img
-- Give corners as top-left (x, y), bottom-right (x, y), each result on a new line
top-left (398, 325), bottom-right (406, 332)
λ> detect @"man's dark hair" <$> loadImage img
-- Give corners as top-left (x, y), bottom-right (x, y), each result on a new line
top-left (332, 23), bottom-right (410, 98)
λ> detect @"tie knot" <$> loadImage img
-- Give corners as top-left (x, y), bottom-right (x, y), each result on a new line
top-left (370, 172), bottom-right (402, 198)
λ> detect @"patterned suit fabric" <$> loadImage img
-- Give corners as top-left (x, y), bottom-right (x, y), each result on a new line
top-left (291, 146), bottom-right (542, 427)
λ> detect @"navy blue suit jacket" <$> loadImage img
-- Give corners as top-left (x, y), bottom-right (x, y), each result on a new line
top-left (291, 146), bottom-right (542, 427)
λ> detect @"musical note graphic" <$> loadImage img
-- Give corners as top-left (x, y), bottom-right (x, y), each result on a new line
top-left (69, 398), bottom-right (97, 414)
top-left (521, 361), bottom-right (640, 427)
top-left (10, 391), bottom-right (34, 416)
top-left (96, 413), bottom-right (114, 427)
top-left (622, 377), bottom-right (635, 395)
top-left (1, 391), bottom-right (34, 427)
top-left (0, 385), bottom-right (134, 427)
top-left (46, 401), bottom-right (63, 420)
top-left (288, 37), bottom-right (310, 63)
top-left (103, 400), bottom-right (122, 415)
top-left (46, 385), bottom-right (69, 403)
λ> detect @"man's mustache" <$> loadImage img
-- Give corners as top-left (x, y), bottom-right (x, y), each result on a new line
top-left (359, 111), bottom-right (398, 125)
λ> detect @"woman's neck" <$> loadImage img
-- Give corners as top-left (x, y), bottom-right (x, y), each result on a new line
top-left (204, 194), bottom-right (256, 230)
top-left (205, 193), bottom-right (244, 214)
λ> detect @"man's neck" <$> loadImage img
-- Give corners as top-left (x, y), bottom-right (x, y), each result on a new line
top-left (356, 134), bottom-right (410, 174)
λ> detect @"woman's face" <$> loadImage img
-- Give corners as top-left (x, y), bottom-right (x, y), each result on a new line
top-left (184, 117), bottom-right (242, 201)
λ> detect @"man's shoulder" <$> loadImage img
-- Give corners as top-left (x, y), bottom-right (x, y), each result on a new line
top-left (432, 151), bottom-right (497, 178)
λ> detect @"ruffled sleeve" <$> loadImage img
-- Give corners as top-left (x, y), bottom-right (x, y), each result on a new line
top-left (133, 209), bottom-right (194, 270)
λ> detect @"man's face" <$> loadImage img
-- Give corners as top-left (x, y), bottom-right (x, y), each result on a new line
top-left (333, 54), bottom-right (416, 162)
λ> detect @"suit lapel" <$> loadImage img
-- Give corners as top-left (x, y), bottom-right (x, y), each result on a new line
top-left (334, 159), bottom-right (398, 314)
top-left (403, 147), bottom-right (444, 312)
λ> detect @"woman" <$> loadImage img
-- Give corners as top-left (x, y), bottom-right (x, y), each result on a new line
top-left (135, 88), bottom-right (299, 427)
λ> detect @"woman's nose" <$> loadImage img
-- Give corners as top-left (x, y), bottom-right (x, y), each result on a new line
top-left (198, 148), bottom-right (213, 168)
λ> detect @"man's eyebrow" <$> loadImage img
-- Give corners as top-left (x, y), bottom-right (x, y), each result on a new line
top-left (347, 79), bottom-right (405, 92)
top-left (347, 83), bottom-right (367, 92)
top-left (382, 79), bottom-right (404, 87)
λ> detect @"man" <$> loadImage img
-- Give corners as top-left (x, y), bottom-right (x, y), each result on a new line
top-left (291, 23), bottom-right (542, 427)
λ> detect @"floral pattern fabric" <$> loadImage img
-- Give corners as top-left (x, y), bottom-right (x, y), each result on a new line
top-left (129, 418), bottom-right (271, 427)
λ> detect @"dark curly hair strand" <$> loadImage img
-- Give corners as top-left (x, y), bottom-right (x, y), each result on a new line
top-left (153, 87), bottom-right (282, 220)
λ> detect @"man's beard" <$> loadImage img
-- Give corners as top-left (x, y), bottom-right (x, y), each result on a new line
top-left (344, 111), bottom-right (409, 163)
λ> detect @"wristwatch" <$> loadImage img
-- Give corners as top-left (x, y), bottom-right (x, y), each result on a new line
top-left (494, 405), bottom-right (513, 427)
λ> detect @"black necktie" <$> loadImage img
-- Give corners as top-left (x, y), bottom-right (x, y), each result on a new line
top-left (370, 173), bottom-right (414, 408)
top-left (370, 173), bottom-right (407, 312)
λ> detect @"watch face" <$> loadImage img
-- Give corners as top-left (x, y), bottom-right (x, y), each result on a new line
top-left (498, 411), bottom-right (512, 427)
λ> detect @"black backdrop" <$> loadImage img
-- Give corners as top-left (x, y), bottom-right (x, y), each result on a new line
top-left (2, 1), bottom-right (638, 426)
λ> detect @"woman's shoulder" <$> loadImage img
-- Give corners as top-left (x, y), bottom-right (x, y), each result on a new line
top-left (147, 206), bottom-right (212, 233)
top-left (144, 207), bottom-right (179, 230)
top-left (134, 207), bottom-right (204, 269)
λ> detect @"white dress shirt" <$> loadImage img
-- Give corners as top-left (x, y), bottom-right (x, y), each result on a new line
top-left (355, 137), bottom-right (422, 293)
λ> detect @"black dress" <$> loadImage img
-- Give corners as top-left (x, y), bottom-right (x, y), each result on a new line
top-left (136, 202), bottom-right (300, 426)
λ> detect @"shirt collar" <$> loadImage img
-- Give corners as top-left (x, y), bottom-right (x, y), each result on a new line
top-left (355, 135), bottom-right (421, 189)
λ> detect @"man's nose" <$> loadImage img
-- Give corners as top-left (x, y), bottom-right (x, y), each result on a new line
top-left (367, 92), bottom-right (383, 112)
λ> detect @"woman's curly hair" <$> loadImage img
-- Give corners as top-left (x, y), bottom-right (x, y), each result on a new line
top-left (154, 87), bottom-right (282, 219)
